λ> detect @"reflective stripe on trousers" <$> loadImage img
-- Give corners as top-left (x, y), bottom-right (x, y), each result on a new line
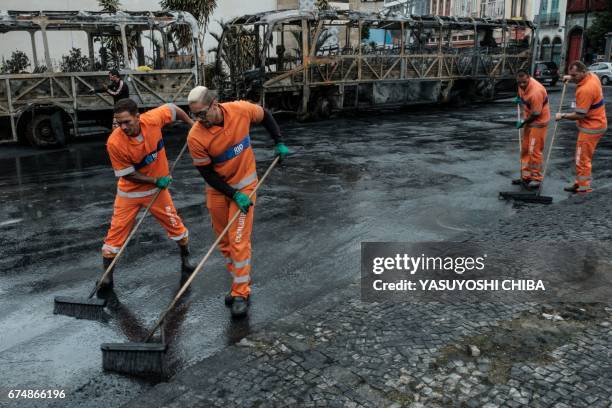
top-left (575, 131), bottom-right (604, 189)
top-left (207, 186), bottom-right (256, 298)
top-left (103, 189), bottom-right (188, 255)
top-left (116, 187), bottom-right (158, 198)
top-left (521, 127), bottom-right (547, 181)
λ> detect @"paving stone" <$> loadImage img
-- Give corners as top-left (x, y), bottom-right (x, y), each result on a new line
top-left (124, 189), bottom-right (612, 408)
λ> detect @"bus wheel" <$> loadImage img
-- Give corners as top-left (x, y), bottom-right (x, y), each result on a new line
top-left (25, 113), bottom-right (63, 147)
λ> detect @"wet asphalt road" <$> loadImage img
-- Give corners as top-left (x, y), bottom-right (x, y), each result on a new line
top-left (0, 85), bottom-right (611, 407)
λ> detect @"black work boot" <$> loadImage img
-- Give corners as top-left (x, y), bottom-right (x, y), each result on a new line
top-left (225, 292), bottom-right (234, 306)
top-left (512, 178), bottom-right (530, 186)
top-left (179, 243), bottom-right (196, 285)
top-left (526, 180), bottom-right (541, 190)
top-left (231, 297), bottom-right (250, 318)
top-left (98, 257), bottom-right (115, 293)
top-left (564, 183), bottom-right (578, 193)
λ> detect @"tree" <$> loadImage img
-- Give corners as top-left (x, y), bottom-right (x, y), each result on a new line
top-left (1, 50), bottom-right (30, 74)
top-left (209, 20), bottom-right (257, 91)
top-left (586, 5), bottom-right (612, 55)
top-left (160, 0), bottom-right (218, 55)
top-left (317, 0), bottom-right (330, 10)
top-left (96, 0), bottom-right (139, 67)
top-left (60, 48), bottom-right (90, 72)
top-left (361, 25), bottom-right (370, 42)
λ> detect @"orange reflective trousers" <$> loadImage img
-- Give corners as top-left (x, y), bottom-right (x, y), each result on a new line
top-left (102, 189), bottom-right (188, 258)
top-left (574, 131), bottom-right (604, 193)
top-left (207, 186), bottom-right (256, 298)
top-left (520, 126), bottom-right (548, 182)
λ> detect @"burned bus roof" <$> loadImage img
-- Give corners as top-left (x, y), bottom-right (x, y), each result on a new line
top-left (227, 9), bottom-right (534, 30)
top-left (0, 10), bottom-right (198, 35)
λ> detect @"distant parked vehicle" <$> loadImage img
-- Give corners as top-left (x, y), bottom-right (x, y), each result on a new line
top-left (588, 62), bottom-right (612, 85)
top-left (533, 61), bottom-right (559, 86)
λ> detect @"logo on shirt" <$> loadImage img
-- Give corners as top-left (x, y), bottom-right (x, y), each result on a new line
top-left (233, 144), bottom-right (244, 156)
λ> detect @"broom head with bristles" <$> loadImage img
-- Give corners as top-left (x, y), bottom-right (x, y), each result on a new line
top-left (101, 342), bottom-right (167, 379)
top-left (54, 296), bottom-right (107, 321)
top-left (498, 191), bottom-right (553, 204)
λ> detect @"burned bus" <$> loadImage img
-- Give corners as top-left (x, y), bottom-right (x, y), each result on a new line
top-left (0, 10), bottom-right (201, 147)
top-left (212, 9), bottom-right (534, 119)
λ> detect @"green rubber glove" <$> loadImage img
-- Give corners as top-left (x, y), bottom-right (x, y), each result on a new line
top-left (233, 191), bottom-right (252, 214)
top-left (515, 120), bottom-right (525, 129)
top-left (513, 96), bottom-right (523, 105)
top-left (155, 176), bottom-right (172, 189)
top-left (274, 143), bottom-right (290, 161)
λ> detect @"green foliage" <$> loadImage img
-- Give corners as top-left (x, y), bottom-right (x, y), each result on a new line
top-left (96, 0), bottom-right (138, 67)
top-left (202, 62), bottom-right (222, 88)
top-left (1, 50), bottom-right (30, 74)
top-left (317, 0), bottom-right (330, 10)
top-left (586, 7), bottom-right (612, 54)
top-left (210, 21), bottom-right (257, 79)
top-left (98, 0), bottom-right (120, 12)
top-left (60, 48), bottom-right (90, 72)
top-left (160, 0), bottom-right (217, 51)
top-left (361, 24), bottom-right (370, 41)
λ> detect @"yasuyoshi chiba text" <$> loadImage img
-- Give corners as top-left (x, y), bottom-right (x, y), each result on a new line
top-left (372, 279), bottom-right (546, 291)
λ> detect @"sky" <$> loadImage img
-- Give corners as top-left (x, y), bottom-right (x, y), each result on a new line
top-left (0, 0), bottom-right (276, 67)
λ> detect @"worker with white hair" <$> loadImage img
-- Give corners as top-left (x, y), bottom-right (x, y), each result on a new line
top-left (186, 86), bottom-right (290, 318)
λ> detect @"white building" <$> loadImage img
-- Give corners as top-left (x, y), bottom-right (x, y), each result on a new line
top-left (384, 0), bottom-right (430, 15)
top-left (451, 0), bottom-right (480, 17)
top-left (532, 0), bottom-right (566, 65)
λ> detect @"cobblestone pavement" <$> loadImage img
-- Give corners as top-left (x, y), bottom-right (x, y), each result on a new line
top-left (129, 190), bottom-right (612, 408)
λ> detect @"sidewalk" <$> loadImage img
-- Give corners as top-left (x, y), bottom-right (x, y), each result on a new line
top-left (129, 191), bottom-right (612, 408)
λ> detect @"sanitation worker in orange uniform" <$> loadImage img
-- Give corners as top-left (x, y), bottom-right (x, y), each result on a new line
top-left (556, 60), bottom-right (607, 193)
top-left (186, 86), bottom-right (290, 318)
top-left (100, 98), bottom-right (196, 292)
top-left (513, 70), bottom-right (551, 190)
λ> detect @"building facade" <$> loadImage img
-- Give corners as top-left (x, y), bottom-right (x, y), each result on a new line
top-left (384, 0), bottom-right (430, 14)
top-left (279, 0), bottom-right (386, 11)
top-left (450, 0), bottom-right (480, 17)
top-left (478, 0), bottom-right (535, 19)
top-left (533, 0), bottom-right (566, 66)
top-left (564, 0), bottom-right (608, 68)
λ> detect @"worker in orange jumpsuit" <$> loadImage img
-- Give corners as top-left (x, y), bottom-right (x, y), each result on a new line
top-left (513, 70), bottom-right (551, 189)
top-left (100, 98), bottom-right (196, 292)
top-left (556, 60), bottom-right (607, 193)
top-left (186, 86), bottom-right (290, 318)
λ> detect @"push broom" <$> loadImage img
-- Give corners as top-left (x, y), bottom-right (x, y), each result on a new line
top-left (53, 139), bottom-right (191, 320)
top-left (499, 82), bottom-right (567, 204)
top-left (101, 156), bottom-right (280, 378)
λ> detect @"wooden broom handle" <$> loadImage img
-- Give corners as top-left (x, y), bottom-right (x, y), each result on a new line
top-left (145, 156), bottom-right (281, 341)
top-left (537, 82), bottom-right (567, 195)
top-left (89, 140), bottom-right (190, 298)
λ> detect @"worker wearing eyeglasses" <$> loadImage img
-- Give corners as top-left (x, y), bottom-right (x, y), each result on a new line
top-left (186, 86), bottom-right (289, 318)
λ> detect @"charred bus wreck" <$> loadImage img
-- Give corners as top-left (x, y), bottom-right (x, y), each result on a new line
top-left (213, 9), bottom-right (534, 119)
top-left (0, 10), bottom-right (200, 146)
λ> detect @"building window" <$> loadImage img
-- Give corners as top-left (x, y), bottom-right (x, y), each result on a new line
top-left (551, 37), bottom-right (562, 65)
top-left (540, 37), bottom-right (551, 60)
